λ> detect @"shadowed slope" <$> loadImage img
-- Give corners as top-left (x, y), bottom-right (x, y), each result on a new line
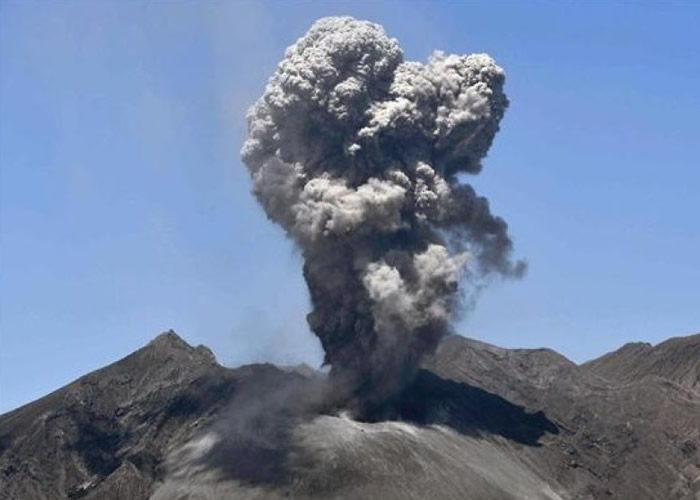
top-left (386, 369), bottom-right (559, 445)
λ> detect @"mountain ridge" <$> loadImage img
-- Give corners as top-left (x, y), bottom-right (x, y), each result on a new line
top-left (1, 331), bottom-right (699, 499)
top-left (582, 333), bottom-right (700, 393)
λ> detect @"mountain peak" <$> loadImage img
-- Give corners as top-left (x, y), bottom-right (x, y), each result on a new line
top-left (145, 330), bottom-right (217, 365)
top-left (148, 329), bottom-right (191, 349)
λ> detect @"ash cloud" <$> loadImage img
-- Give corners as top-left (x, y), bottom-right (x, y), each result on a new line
top-left (242, 16), bottom-right (524, 412)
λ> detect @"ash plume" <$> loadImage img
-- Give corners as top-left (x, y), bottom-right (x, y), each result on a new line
top-left (242, 16), bottom-right (524, 412)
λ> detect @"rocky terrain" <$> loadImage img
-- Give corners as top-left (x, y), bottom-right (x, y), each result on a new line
top-left (1, 330), bottom-right (698, 499)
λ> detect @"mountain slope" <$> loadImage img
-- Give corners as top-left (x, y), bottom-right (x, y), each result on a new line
top-left (0, 331), bottom-right (297, 500)
top-left (1, 331), bottom-right (699, 500)
top-left (428, 336), bottom-right (700, 499)
top-left (582, 333), bottom-right (700, 393)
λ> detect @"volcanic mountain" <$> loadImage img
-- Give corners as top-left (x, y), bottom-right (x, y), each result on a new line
top-left (1, 331), bottom-right (698, 500)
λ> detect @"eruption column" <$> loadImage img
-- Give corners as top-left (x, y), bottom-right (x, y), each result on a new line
top-left (242, 17), bottom-right (524, 412)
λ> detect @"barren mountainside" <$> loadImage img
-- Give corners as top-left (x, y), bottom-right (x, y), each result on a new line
top-left (582, 334), bottom-right (700, 393)
top-left (1, 331), bottom-right (699, 500)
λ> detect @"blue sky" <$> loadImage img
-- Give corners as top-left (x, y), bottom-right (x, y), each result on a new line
top-left (1, 0), bottom-right (698, 413)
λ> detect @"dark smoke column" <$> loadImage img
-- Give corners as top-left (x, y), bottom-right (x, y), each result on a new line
top-left (242, 17), bottom-right (524, 412)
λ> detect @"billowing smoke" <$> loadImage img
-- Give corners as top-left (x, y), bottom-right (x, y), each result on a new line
top-left (242, 17), bottom-right (524, 412)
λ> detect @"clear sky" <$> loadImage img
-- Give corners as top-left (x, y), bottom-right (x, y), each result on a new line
top-left (1, 0), bottom-right (698, 413)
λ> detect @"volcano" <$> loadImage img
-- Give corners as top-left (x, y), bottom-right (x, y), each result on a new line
top-left (1, 331), bottom-right (698, 500)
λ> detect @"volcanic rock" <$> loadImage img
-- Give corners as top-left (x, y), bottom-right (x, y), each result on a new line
top-left (1, 331), bottom-right (698, 499)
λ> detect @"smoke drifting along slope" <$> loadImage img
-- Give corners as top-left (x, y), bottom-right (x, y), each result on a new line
top-left (242, 17), bottom-right (523, 411)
